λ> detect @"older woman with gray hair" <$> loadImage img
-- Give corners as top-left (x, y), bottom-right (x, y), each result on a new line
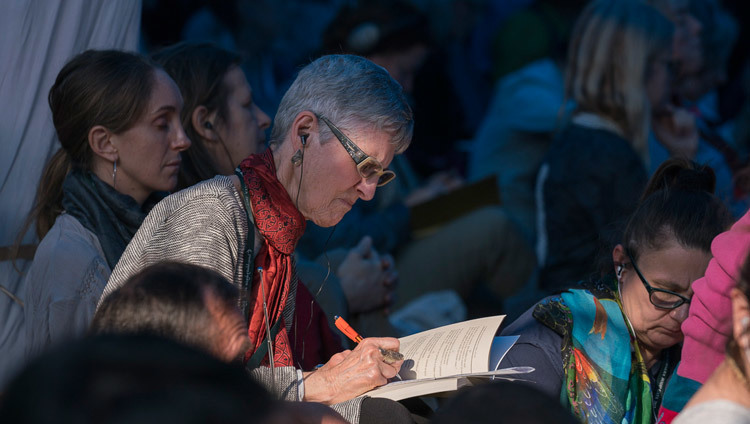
top-left (99, 54), bottom-right (413, 422)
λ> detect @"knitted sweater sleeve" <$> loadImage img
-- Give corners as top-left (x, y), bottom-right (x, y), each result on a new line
top-left (680, 211), bottom-right (750, 382)
top-left (101, 176), bottom-right (247, 304)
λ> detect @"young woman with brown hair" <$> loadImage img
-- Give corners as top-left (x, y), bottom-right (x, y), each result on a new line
top-left (22, 50), bottom-right (190, 359)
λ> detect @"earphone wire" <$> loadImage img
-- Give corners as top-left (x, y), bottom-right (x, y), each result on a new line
top-left (215, 132), bottom-right (235, 176)
top-left (291, 136), bottom-right (338, 367)
top-left (290, 133), bottom-right (338, 368)
top-left (296, 225), bottom-right (337, 369)
top-left (294, 147), bottom-right (304, 210)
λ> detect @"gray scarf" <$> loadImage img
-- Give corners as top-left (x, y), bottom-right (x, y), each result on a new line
top-left (61, 169), bottom-right (158, 269)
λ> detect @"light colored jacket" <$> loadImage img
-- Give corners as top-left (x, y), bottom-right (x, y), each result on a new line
top-left (24, 213), bottom-right (110, 361)
top-left (102, 176), bottom-right (363, 423)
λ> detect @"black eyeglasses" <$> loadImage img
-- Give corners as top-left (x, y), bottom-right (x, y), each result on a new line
top-left (317, 115), bottom-right (396, 187)
top-left (625, 249), bottom-right (691, 310)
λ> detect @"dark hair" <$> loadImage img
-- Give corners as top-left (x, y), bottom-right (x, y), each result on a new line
top-left (152, 42), bottom-right (242, 189)
top-left (0, 333), bottom-right (273, 423)
top-left (432, 381), bottom-right (579, 424)
top-left (321, 0), bottom-right (431, 57)
top-left (21, 50), bottom-right (158, 242)
top-left (624, 158), bottom-right (733, 261)
top-left (91, 261), bottom-right (239, 357)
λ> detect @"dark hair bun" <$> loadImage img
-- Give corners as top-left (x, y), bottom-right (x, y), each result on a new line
top-left (640, 158), bottom-right (716, 202)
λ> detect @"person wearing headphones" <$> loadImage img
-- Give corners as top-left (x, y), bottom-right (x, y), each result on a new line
top-left (100, 53), bottom-right (415, 423)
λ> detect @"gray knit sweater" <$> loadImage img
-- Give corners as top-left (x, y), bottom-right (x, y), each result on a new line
top-left (100, 176), bottom-right (363, 422)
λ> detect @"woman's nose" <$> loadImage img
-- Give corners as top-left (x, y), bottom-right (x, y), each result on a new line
top-left (255, 105), bottom-right (271, 130)
top-left (174, 124), bottom-right (191, 151)
top-left (356, 178), bottom-right (378, 201)
top-left (670, 302), bottom-right (690, 322)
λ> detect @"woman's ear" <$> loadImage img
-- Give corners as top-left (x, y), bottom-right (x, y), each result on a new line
top-left (191, 105), bottom-right (219, 143)
top-left (88, 125), bottom-right (118, 162)
top-left (291, 111), bottom-right (317, 149)
top-left (731, 287), bottom-right (750, 343)
top-left (612, 244), bottom-right (627, 278)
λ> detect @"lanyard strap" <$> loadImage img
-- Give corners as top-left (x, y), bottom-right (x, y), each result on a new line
top-left (246, 316), bottom-right (283, 369)
top-left (234, 169), bottom-right (256, 326)
top-left (651, 345), bottom-right (677, 417)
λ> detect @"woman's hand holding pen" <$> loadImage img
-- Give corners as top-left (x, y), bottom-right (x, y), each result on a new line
top-left (301, 337), bottom-right (403, 405)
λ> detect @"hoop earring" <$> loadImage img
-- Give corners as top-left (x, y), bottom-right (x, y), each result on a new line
top-left (112, 160), bottom-right (117, 188)
top-left (291, 149), bottom-right (303, 167)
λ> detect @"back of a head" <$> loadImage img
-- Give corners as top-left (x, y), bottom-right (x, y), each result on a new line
top-left (566, 0), bottom-right (673, 152)
top-left (269, 54), bottom-right (413, 155)
top-left (432, 381), bottom-right (579, 424)
top-left (30, 49), bottom-right (157, 239)
top-left (624, 158), bottom-right (733, 261)
top-left (152, 42), bottom-right (243, 189)
top-left (49, 49), bottom-right (157, 172)
top-left (91, 261), bottom-right (239, 358)
top-left (321, 0), bottom-right (431, 58)
top-left (0, 333), bottom-right (273, 424)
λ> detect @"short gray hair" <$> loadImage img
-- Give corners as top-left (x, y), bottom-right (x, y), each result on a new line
top-left (270, 54), bottom-right (413, 154)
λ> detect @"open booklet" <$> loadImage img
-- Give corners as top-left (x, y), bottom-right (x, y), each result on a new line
top-left (362, 315), bottom-right (532, 401)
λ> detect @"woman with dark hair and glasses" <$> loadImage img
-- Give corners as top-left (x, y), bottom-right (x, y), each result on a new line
top-left (99, 54), bottom-right (413, 423)
top-left (498, 158), bottom-right (733, 424)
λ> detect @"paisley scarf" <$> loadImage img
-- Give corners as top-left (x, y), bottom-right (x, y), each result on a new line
top-left (239, 149), bottom-right (306, 367)
top-left (238, 148), bottom-right (342, 369)
top-left (533, 279), bottom-right (655, 424)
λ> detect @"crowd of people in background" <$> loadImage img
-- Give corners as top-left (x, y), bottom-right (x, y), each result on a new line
top-left (2, 0), bottom-right (750, 422)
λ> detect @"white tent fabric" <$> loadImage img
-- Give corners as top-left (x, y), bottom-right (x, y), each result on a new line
top-left (0, 0), bottom-right (141, 388)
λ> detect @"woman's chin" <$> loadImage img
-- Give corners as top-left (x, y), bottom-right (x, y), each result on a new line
top-left (647, 330), bottom-right (683, 352)
top-left (308, 205), bottom-right (351, 228)
top-left (309, 213), bottom-right (345, 228)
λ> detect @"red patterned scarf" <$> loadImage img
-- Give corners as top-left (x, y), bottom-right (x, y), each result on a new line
top-left (239, 149), bottom-right (305, 367)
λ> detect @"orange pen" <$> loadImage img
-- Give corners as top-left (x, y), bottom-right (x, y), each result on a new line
top-left (334, 315), bottom-right (364, 343)
top-left (333, 315), bottom-right (404, 367)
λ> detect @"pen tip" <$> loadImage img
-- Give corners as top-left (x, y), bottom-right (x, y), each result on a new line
top-left (334, 315), bottom-right (340, 320)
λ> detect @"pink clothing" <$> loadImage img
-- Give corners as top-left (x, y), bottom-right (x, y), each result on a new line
top-left (679, 210), bottom-right (750, 382)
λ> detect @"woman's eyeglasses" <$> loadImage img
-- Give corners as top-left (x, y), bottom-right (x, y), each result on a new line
top-left (625, 249), bottom-right (691, 309)
top-left (317, 115), bottom-right (396, 187)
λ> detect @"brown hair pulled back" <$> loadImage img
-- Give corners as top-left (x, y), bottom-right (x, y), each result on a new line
top-left (151, 42), bottom-right (242, 190)
top-left (624, 158), bottom-right (733, 261)
top-left (21, 50), bottom-right (157, 244)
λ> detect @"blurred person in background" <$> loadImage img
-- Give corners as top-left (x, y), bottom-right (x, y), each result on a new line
top-left (536, 0), bottom-right (675, 291)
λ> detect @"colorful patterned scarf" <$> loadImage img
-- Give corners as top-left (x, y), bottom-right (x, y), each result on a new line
top-left (534, 279), bottom-right (653, 424)
top-left (239, 149), bottom-right (306, 367)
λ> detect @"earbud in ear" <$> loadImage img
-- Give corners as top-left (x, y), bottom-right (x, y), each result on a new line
top-left (204, 122), bottom-right (213, 130)
top-left (617, 265), bottom-right (623, 278)
top-left (300, 134), bottom-right (308, 146)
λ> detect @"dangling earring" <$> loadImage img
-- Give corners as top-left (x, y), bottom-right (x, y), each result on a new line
top-left (291, 150), bottom-right (303, 166)
top-left (112, 160), bottom-right (117, 188)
